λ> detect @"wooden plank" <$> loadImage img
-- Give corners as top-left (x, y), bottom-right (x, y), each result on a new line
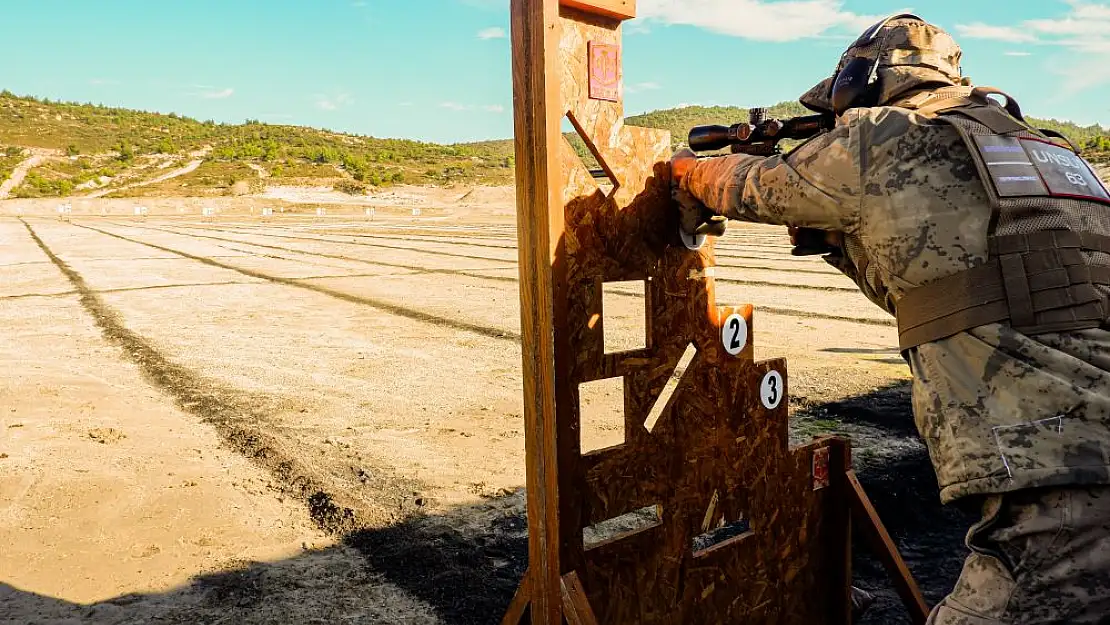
top-left (561, 571), bottom-right (601, 625)
top-left (510, 0), bottom-right (569, 623)
top-left (560, 0), bottom-right (635, 20)
top-left (501, 572), bottom-right (532, 625)
top-left (846, 470), bottom-right (930, 625)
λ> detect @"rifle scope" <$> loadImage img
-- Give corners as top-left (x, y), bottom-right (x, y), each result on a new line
top-left (688, 113), bottom-right (832, 153)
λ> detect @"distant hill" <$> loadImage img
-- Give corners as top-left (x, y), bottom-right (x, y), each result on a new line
top-left (0, 91), bottom-right (515, 199)
top-left (1, 90), bottom-right (1108, 200)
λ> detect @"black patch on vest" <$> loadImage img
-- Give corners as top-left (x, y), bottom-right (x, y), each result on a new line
top-left (972, 135), bottom-right (1110, 204)
top-left (972, 135), bottom-right (1047, 197)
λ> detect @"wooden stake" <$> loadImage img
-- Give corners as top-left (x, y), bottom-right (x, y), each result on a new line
top-left (560, 571), bottom-right (600, 625)
top-left (847, 470), bottom-right (930, 624)
top-left (501, 571), bottom-right (532, 625)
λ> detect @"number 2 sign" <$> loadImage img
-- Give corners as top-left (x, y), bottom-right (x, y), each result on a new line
top-left (721, 313), bottom-right (748, 356)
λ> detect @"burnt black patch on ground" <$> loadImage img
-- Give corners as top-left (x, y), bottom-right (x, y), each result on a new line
top-left (347, 502), bottom-right (529, 625)
top-left (794, 381), bottom-right (976, 624)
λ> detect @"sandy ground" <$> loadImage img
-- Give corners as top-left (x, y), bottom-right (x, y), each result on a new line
top-left (0, 194), bottom-right (973, 624)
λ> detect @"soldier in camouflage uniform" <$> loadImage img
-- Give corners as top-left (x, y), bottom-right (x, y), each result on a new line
top-left (672, 15), bottom-right (1110, 625)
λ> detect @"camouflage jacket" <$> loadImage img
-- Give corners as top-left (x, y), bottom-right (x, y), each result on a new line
top-left (681, 105), bottom-right (1110, 503)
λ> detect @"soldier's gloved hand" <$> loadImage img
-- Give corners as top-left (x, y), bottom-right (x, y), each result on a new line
top-left (788, 226), bottom-right (842, 256)
top-left (672, 148), bottom-right (727, 239)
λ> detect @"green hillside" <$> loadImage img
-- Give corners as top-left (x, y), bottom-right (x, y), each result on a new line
top-left (2, 90), bottom-right (1108, 200)
top-left (0, 91), bottom-right (515, 198)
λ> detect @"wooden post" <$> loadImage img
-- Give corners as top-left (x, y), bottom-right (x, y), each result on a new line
top-left (511, 0), bottom-right (569, 622)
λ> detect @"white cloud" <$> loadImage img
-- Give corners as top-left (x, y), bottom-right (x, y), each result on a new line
top-left (316, 93), bottom-right (354, 111)
top-left (440, 102), bottom-right (505, 113)
top-left (955, 23), bottom-right (1038, 43)
top-left (1004, 51), bottom-right (1032, 57)
top-left (637, 0), bottom-right (890, 42)
top-left (626, 81), bottom-right (662, 94)
top-left (477, 27), bottom-right (506, 40)
top-left (955, 2), bottom-right (1110, 93)
top-left (201, 88), bottom-right (234, 99)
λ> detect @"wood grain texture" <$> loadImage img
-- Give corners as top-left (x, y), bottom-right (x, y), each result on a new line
top-left (510, 0), bottom-right (570, 623)
top-left (502, 573), bottom-right (533, 625)
top-left (508, 3), bottom-right (853, 623)
top-left (560, 0), bottom-right (636, 20)
top-left (562, 571), bottom-right (602, 625)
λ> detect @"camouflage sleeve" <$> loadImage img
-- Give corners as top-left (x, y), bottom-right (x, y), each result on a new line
top-left (679, 123), bottom-right (860, 231)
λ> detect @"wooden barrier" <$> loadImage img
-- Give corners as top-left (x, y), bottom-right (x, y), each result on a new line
top-left (504, 1), bottom-right (865, 623)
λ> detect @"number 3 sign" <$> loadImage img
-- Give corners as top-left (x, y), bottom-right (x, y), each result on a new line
top-left (760, 370), bottom-right (784, 410)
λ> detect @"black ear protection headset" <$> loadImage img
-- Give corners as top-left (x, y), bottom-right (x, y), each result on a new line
top-left (828, 13), bottom-right (925, 115)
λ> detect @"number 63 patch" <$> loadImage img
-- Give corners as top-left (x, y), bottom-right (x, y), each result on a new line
top-left (974, 135), bottom-right (1110, 203)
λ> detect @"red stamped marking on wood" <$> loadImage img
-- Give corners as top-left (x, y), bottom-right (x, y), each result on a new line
top-left (813, 447), bottom-right (831, 491)
top-left (588, 42), bottom-right (620, 102)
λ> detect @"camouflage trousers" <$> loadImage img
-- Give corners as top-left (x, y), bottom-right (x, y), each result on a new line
top-left (928, 486), bottom-right (1110, 625)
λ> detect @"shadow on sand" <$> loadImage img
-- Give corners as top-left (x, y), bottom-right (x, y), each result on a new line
top-left (2, 384), bottom-right (972, 625)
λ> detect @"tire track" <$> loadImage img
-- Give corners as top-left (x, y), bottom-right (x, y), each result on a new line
top-left (72, 222), bottom-right (523, 342)
top-left (101, 221), bottom-right (893, 327)
top-left (19, 218), bottom-right (422, 536)
top-left (184, 221), bottom-right (840, 269)
top-left (126, 222), bottom-right (522, 285)
top-left (169, 224), bottom-right (859, 293)
top-left (151, 224), bottom-right (852, 296)
top-left (0, 280), bottom-right (255, 302)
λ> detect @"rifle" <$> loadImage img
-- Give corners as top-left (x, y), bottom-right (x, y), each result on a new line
top-left (688, 108), bottom-right (839, 256)
top-left (688, 107), bottom-right (834, 156)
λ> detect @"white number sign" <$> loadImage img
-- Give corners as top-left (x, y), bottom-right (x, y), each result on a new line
top-left (721, 313), bottom-right (748, 356)
top-left (760, 370), bottom-right (784, 410)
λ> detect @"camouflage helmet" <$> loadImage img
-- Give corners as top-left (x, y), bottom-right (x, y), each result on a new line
top-left (799, 76), bottom-right (836, 114)
top-left (800, 15), bottom-right (963, 114)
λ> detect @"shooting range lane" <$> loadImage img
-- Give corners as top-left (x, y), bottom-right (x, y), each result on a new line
top-left (26, 218), bottom-right (530, 514)
top-left (0, 219), bottom-right (368, 618)
top-left (141, 219), bottom-right (889, 321)
top-left (0, 214), bottom-right (921, 623)
top-left (80, 216), bottom-right (906, 404)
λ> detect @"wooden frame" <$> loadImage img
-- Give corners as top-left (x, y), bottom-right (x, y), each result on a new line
top-left (507, 1), bottom-right (926, 623)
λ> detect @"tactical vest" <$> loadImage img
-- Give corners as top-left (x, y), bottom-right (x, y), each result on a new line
top-left (889, 86), bottom-right (1110, 351)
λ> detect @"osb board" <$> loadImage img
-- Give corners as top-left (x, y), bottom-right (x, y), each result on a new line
top-left (510, 3), bottom-right (852, 623)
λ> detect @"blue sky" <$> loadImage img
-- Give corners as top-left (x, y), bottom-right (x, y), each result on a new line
top-left (3, 0), bottom-right (1108, 143)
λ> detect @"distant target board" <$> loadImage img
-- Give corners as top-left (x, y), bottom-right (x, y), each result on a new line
top-left (412, 207), bottom-right (422, 216)
top-left (316, 207), bottom-right (327, 216)
top-left (261, 207), bottom-right (274, 217)
top-left (202, 207), bottom-right (215, 217)
top-left (134, 206), bottom-right (148, 216)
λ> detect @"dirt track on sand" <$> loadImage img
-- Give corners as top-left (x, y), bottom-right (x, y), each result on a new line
top-left (0, 202), bottom-right (972, 624)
